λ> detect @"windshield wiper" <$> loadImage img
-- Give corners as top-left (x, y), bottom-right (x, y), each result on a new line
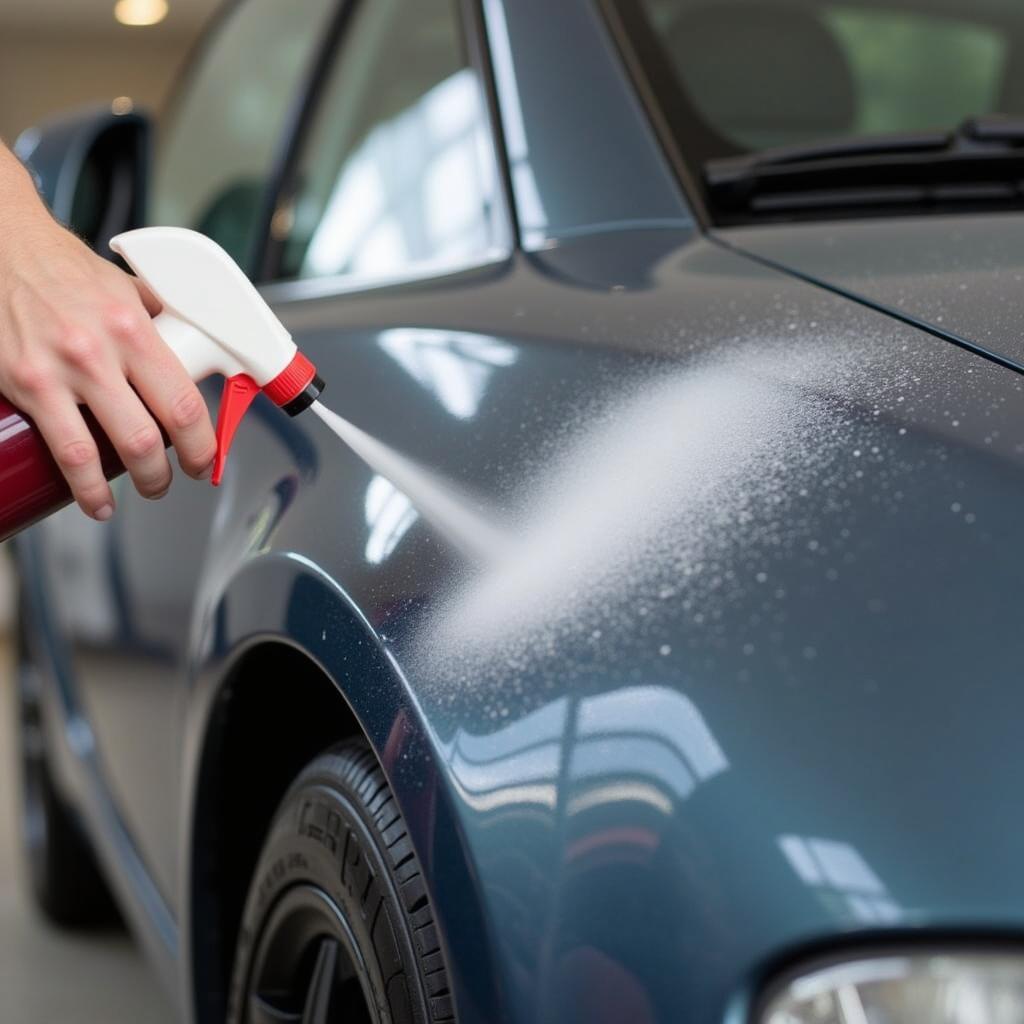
top-left (705, 116), bottom-right (1024, 219)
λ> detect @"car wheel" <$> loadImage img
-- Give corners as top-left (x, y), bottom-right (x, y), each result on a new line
top-left (15, 600), bottom-right (119, 927)
top-left (228, 740), bottom-right (454, 1024)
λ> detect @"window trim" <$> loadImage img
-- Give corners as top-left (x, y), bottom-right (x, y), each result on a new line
top-left (258, 247), bottom-right (511, 308)
top-left (251, 0), bottom-right (357, 282)
top-left (254, 0), bottom-right (516, 293)
top-left (461, 0), bottom-right (520, 250)
top-left (595, 0), bottom-right (714, 230)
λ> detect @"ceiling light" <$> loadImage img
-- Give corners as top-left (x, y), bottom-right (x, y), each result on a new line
top-left (113, 0), bottom-right (168, 26)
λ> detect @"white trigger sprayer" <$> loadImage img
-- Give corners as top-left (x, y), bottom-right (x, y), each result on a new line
top-left (109, 226), bottom-right (324, 485)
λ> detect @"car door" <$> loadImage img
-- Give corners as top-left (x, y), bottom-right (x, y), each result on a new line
top-left (36, 0), bottom-right (339, 911)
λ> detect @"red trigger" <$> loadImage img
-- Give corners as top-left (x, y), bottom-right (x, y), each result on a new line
top-left (212, 374), bottom-right (261, 486)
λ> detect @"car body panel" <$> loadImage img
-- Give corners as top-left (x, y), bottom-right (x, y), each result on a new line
top-left (24, 223), bottom-right (1024, 1023)
top-left (263, 234), bottom-right (1024, 1024)
top-left (16, 0), bottom-right (1024, 1021)
top-left (719, 215), bottom-right (1024, 373)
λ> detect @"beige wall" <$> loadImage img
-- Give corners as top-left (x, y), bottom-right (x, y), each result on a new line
top-left (0, 30), bottom-right (198, 144)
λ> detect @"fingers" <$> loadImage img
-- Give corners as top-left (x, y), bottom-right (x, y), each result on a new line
top-left (0, 222), bottom-right (215, 516)
top-left (29, 394), bottom-right (115, 520)
top-left (120, 316), bottom-right (217, 480)
top-left (84, 376), bottom-right (173, 500)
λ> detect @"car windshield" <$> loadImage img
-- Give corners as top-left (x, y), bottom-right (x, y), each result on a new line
top-left (609, 0), bottom-right (1024, 219)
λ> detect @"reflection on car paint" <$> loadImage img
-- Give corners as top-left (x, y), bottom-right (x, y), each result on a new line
top-left (365, 475), bottom-right (418, 564)
top-left (438, 686), bottom-right (727, 823)
top-left (779, 835), bottom-right (903, 925)
top-left (481, 0), bottom-right (548, 247)
top-left (379, 329), bottom-right (518, 420)
top-left (571, 686), bottom-right (728, 804)
top-left (312, 399), bottom-right (502, 562)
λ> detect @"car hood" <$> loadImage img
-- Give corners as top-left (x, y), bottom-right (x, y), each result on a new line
top-left (718, 213), bottom-right (1024, 372)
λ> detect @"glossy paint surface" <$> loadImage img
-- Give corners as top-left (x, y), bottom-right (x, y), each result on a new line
top-left (27, 228), bottom-right (1024, 1023)
top-left (254, 234), bottom-right (1024, 1024)
top-left (720, 215), bottom-right (1024, 371)
top-left (15, 1), bottom-right (1024, 1023)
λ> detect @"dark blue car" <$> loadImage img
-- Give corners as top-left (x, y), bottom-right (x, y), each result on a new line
top-left (15, 0), bottom-right (1024, 1021)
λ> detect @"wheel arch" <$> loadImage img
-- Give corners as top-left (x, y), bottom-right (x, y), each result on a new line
top-left (181, 551), bottom-right (411, 1024)
top-left (181, 551), bottom-right (504, 1024)
top-left (187, 638), bottom-right (363, 1024)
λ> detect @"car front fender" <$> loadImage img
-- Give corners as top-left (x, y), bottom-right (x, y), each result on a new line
top-left (179, 549), bottom-right (507, 1024)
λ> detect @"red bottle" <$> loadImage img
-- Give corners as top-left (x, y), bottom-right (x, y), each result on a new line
top-left (0, 396), bottom-right (128, 542)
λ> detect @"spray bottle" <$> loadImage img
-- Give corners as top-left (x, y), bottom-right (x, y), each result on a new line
top-left (0, 227), bottom-right (323, 542)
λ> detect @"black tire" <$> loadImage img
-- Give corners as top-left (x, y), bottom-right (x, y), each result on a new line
top-left (228, 740), bottom-right (454, 1024)
top-left (15, 606), bottom-right (120, 928)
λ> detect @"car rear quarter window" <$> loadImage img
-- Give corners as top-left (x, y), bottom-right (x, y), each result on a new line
top-left (151, 0), bottom-right (336, 270)
top-left (269, 0), bottom-right (506, 284)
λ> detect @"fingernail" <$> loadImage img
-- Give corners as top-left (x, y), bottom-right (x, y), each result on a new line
top-left (95, 504), bottom-right (114, 522)
top-left (197, 462), bottom-right (213, 480)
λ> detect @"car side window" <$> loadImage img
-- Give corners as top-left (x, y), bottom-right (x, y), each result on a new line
top-left (150, 0), bottom-right (336, 270)
top-left (271, 0), bottom-right (506, 283)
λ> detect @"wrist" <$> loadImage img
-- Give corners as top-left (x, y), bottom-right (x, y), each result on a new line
top-left (0, 143), bottom-right (41, 202)
top-left (0, 146), bottom-right (60, 244)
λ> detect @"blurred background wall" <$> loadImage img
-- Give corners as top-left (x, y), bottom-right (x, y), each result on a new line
top-left (0, 0), bottom-right (222, 626)
top-left (0, 0), bottom-right (217, 144)
top-left (0, 7), bottom-right (219, 1020)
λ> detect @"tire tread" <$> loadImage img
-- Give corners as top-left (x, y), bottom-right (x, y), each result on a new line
top-left (231, 740), bottom-right (454, 1024)
top-left (323, 742), bottom-right (455, 1023)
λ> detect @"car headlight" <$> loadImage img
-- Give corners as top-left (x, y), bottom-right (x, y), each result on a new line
top-left (761, 953), bottom-right (1024, 1024)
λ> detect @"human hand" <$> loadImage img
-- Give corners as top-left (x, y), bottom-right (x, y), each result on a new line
top-left (0, 149), bottom-right (216, 520)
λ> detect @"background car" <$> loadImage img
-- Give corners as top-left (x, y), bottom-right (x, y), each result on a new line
top-left (14, 0), bottom-right (1024, 1022)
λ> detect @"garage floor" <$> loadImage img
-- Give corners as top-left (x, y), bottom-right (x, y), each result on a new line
top-left (0, 643), bottom-right (175, 1023)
